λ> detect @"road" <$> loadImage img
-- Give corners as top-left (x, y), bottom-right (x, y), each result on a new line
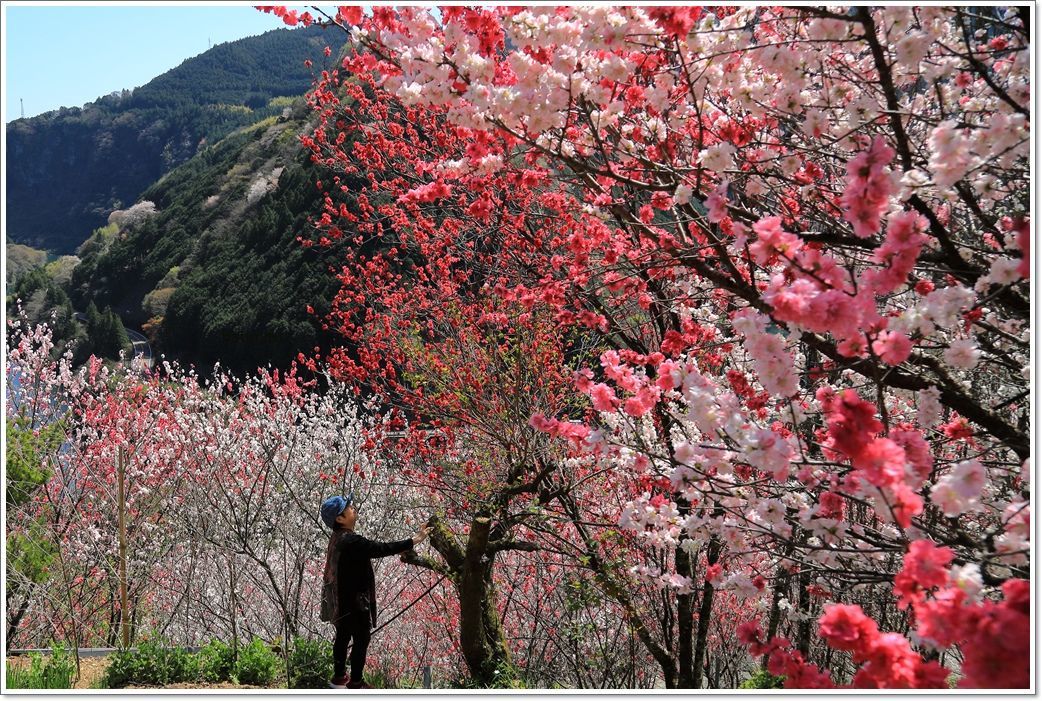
top-left (126, 327), bottom-right (153, 368)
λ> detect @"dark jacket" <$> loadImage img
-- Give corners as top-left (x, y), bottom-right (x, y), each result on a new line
top-left (325, 529), bottom-right (413, 627)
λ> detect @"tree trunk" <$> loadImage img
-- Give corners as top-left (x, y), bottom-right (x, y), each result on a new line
top-left (796, 567), bottom-right (812, 657)
top-left (229, 552), bottom-right (239, 664)
top-left (675, 498), bottom-right (695, 687)
top-left (762, 565), bottom-right (788, 668)
top-left (691, 529), bottom-right (721, 688)
top-left (557, 493), bottom-right (677, 688)
top-left (6, 589), bottom-right (32, 648)
top-left (457, 516), bottom-right (512, 685)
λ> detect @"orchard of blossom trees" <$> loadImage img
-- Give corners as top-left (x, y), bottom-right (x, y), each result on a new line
top-left (5, 4), bottom-right (1031, 690)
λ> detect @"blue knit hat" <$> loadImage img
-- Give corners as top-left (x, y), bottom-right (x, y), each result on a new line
top-left (320, 494), bottom-right (354, 529)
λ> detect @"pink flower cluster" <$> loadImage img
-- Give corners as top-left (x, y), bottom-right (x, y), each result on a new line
top-left (816, 604), bottom-right (949, 688)
top-left (818, 388), bottom-right (923, 527)
top-left (895, 540), bottom-right (1030, 689)
top-left (732, 309), bottom-right (798, 398)
top-left (578, 349), bottom-right (676, 419)
top-left (753, 214), bottom-right (884, 358)
top-left (841, 137), bottom-right (896, 238)
top-left (739, 540), bottom-right (1028, 688)
top-left (863, 211), bottom-right (928, 295)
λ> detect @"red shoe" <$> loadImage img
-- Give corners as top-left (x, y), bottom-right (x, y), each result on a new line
top-left (329, 675), bottom-right (349, 689)
top-left (346, 680), bottom-right (373, 689)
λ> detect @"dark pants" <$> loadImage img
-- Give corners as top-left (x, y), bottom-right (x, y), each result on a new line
top-left (333, 613), bottom-right (372, 682)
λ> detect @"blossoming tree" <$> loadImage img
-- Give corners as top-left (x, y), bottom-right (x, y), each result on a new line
top-left (264, 3), bottom-right (1031, 689)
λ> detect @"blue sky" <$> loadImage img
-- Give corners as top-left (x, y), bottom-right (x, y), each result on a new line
top-left (3, 4), bottom-right (308, 123)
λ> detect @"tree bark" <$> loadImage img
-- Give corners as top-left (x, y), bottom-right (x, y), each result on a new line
top-left (456, 516), bottom-right (512, 685)
top-left (675, 498), bottom-right (695, 687)
top-left (411, 513), bottom-right (513, 686)
top-left (6, 589), bottom-right (32, 648)
top-left (691, 528), bottom-right (721, 688)
top-left (796, 567), bottom-right (812, 657)
top-left (762, 565), bottom-right (789, 669)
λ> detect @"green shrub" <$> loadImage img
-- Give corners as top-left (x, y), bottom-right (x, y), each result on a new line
top-left (287, 636), bottom-right (333, 689)
top-left (233, 638), bottom-right (279, 686)
top-left (165, 645), bottom-right (200, 684)
top-left (5, 645), bottom-right (76, 689)
top-left (101, 639), bottom-right (199, 688)
top-left (101, 648), bottom-right (139, 688)
top-left (197, 639), bottom-right (237, 683)
top-left (738, 667), bottom-right (785, 689)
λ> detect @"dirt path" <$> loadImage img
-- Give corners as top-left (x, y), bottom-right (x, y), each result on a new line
top-left (72, 656), bottom-right (109, 689)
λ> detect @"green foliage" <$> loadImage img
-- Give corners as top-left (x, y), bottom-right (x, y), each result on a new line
top-left (5, 241), bottom-right (48, 285)
top-left (101, 639), bottom-right (200, 688)
top-left (738, 667), bottom-right (785, 689)
top-left (5, 417), bottom-right (64, 508)
top-left (6, 524), bottom-right (56, 593)
top-left (159, 154), bottom-right (349, 374)
top-left (286, 637), bottom-right (333, 689)
top-left (196, 639), bottom-right (237, 683)
top-left (75, 302), bottom-right (131, 362)
top-left (5, 646), bottom-right (76, 689)
top-left (7, 265), bottom-right (81, 350)
top-left (363, 668), bottom-right (394, 689)
top-left (101, 638), bottom-right (279, 688)
top-left (233, 638), bottom-right (280, 686)
top-left (68, 101), bottom-right (357, 375)
top-left (5, 417), bottom-right (60, 601)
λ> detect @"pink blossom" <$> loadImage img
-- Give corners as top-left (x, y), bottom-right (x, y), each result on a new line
top-left (893, 540), bottom-right (954, 608)
top-left (824, 390), bottom-right (883, 463)
top-left (704, 179), bottom-right (729, 223)
top-left (852, 437), bottom-right (906, 487)
top-left (871, 330), bottom-right (913, 365)
top-left (623, 385), bottom-right (659, 417)
top-left (589, 383), bottom-right (619, 412)
top-left (943, 338), bottom-right (980, 369)
top-left (864, 211), bottom-right (927, 294)
top-left (890, 429), bottom-right (933, 484)
top-left (650, 191), bottom-right (673, 210)
top-left (928, 121), bottom-right (971, 190)
top-left (841, 136), bottom-right (895, 238)
top-left (818, 604), bottom-right (878, 652)
top-left (914, 588), bottom-right (968, 648)
top-left (1015, 218), bottom-right (1030, 279)
top-left (748, 216), bottom-right (803, 264)
top-left (959, 580), bottom-right (1030, 688)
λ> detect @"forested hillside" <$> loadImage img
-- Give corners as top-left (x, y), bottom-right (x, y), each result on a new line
top-left (6, 24), bottom-right (340, 254)
top-left (67, 98), bottom-right (362, 375)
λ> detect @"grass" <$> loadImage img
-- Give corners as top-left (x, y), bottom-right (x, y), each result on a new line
top-left (6, 647), bottom-right (76, 689)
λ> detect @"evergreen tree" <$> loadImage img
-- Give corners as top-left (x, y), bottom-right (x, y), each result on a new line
top-left (98, 307), bottom-right (131, 359)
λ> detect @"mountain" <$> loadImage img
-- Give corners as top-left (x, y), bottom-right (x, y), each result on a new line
top-left (66, 95), bottom-right (367, 376)
top-left (6, 24), bottom-right (339, 255)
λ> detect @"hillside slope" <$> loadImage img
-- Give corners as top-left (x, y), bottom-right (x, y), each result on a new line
top-left (67, 97), bottom-right (365, 376)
